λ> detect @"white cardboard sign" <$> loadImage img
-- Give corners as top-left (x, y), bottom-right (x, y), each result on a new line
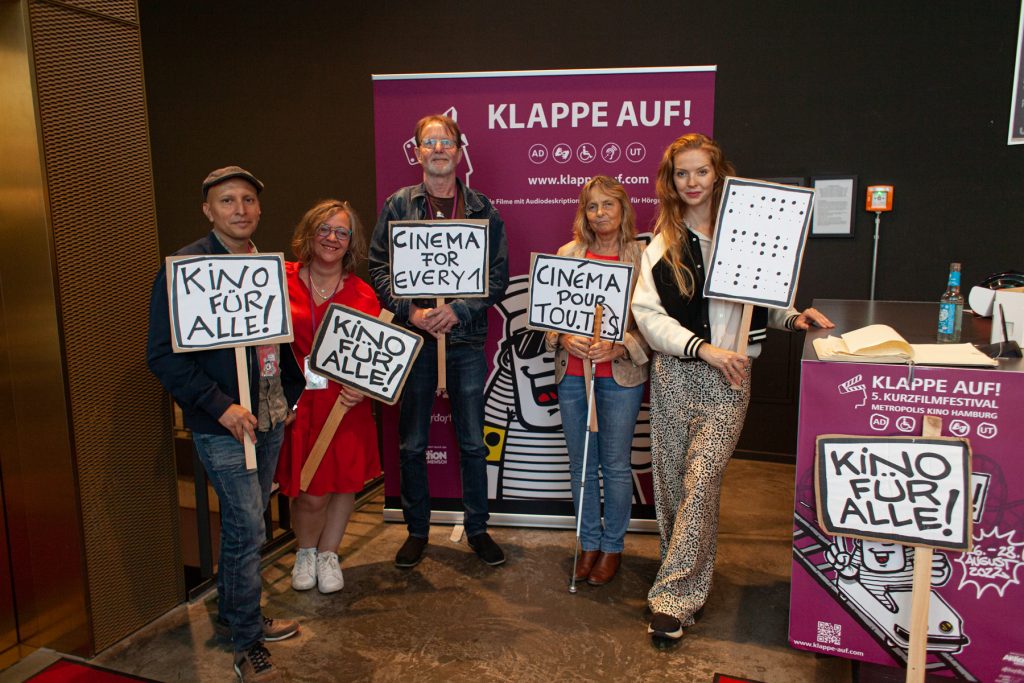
top-left (388, 219), bottom-right (489, 298)
top-left (166, 253), bottom-right (292, 352)
top-left (815, 435), bottom-right (972, 552)
top-left (704, 177), bottom-right (814, 309)
top-left (309, 304), bottom-right (424, 405)
top-left (526, 253), bottom-right (633, 343)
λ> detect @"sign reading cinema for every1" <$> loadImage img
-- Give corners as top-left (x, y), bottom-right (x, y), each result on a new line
top-left (167, 254), bottom-right (292, 352)
top-left (388, 220), bottom-right (489, 298)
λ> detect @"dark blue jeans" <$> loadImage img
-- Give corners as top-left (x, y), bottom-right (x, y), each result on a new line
top-left (559, 374), bottom-right (643, 553)
top-left (193, 423), bottom-right (284, 652)
top-left (399, 341), bottom-right (489, 537)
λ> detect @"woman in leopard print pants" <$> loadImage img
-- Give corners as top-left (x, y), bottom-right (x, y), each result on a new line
top-left (631, 134), bottom-right (832, 640)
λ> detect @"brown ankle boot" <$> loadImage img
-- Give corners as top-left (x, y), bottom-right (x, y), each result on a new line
top-left (587, 551), bottom-right (621, 585)
top-left (573, 550), bottom-right (600, 582)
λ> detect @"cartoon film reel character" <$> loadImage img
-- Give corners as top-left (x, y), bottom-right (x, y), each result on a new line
top-left (825, 537), bottom-right (967, 654)
top-left (484, 276), bottom-right (567, 500)
top-left (826, 538), bottom-right (952, 608)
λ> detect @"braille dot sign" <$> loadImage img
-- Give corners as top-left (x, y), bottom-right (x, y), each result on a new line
top-left (704, 177), bottom-right (814, 308)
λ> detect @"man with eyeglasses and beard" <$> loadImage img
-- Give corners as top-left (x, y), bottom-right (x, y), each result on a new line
top-left (369, 114), bottom-right (509, 569)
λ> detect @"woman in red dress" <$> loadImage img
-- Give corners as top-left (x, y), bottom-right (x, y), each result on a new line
top-left (276, 199), bottom-right (381, 593)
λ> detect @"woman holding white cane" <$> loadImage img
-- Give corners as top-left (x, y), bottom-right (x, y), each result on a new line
top-left (276, 199), bottom-right (382, 594)
top-left (546, 176), bottom-right (649, 587)
top-left (632, 134), bottom-right (833, 640)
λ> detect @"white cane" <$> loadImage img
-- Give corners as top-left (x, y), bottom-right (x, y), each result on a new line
top-left (569, 304), bottom-right (603, 594)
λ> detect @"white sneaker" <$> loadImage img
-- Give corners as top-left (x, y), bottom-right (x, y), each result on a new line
top-left (291, 548), bottom-right (317, 591)
top-left (316, 551), bottom-right (344, 594)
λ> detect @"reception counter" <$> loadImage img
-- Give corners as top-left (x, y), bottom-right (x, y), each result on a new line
top-left (788, 300), bottom-right (1024, 682)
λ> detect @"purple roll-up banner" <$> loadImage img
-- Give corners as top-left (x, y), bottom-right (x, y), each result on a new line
top-left (373, 66), bottom-right (716, 526)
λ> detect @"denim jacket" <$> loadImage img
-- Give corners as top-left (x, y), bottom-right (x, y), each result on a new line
top-left (368, 180), bottom-right (510, 345)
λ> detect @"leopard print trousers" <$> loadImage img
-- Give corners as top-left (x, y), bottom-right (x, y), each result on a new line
top-left (646, 353), bottom-right (750, 624)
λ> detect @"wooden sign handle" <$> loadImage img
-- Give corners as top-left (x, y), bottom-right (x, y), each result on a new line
top-left (436, 296), bottom-right (447, 395)
top-left (730, 303), bottom-right (753, 391)
top-left (235, 346), bottom-right (257, 470)
top-left (586, 304), bottom-right (603, 432)
top-left (300, 397), bottom-right (350, 491)
top-left (299, 309), bottom-right (393, 491)
top-left (906, 414), bottom-right (943, 683)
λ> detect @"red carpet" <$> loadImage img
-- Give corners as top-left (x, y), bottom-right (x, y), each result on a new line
top-left (713, 675), bottom-right (766, 683)
top-left (26, 659), bottom-right (159, 682)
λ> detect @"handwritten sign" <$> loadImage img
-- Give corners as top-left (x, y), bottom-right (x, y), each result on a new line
top-left (704, 177), bottom-right (814, 309)
top-left (167, 254), bottom-right (292, 352)
top-left (309, 304), bottom-right (423, 404)
top-left (388, 219), bottom-right (489, 298)
top-left (815, 435), bottom-right (972, 552)
top-left (526, 253), bottom-right (632, 343)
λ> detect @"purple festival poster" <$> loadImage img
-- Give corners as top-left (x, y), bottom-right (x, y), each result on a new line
top-left (372, 67), bottom-right (716, 525)
top-left (790, 359), bottom-right (1024, 681)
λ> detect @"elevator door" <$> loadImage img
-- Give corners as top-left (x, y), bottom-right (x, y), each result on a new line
top-left (0, 476), bottom-right (18, 666)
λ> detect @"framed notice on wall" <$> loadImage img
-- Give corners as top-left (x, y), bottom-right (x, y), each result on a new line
top-left (810, 176), bottom-right (856, 238)
top-left (1009, 0), bottom-right (1024, 144)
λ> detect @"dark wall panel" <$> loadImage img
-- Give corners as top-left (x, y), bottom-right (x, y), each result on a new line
top-left (139, 2), bottom-right (1024, 297)
top-left (138, 2), bottom-right (1024, 457)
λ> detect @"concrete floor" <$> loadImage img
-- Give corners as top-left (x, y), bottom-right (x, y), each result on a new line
top-left (80, 459), bottom-right (850, 682)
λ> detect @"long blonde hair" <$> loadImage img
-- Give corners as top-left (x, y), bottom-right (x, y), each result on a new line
top-left (571, 175), bottom-right (636, 248)
top-left (652, 134), bottom-right (735, 299)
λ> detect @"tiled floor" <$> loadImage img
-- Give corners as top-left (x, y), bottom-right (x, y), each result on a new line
top-left (15, 459), bottom-right (853, 682)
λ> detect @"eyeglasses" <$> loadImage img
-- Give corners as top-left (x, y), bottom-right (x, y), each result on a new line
top-left (316, 225), bottom-right (353, 241)
top-left (420, 137), bottom-right (457, 150)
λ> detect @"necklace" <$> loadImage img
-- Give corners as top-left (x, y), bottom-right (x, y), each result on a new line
top-left (307, 268), bottom-right (343, 301)
top-left (426, 183), bottom-right (460, 219)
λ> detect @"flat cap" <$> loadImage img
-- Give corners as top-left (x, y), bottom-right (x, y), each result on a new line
top-left (202, 166), bottom-right (264, 198)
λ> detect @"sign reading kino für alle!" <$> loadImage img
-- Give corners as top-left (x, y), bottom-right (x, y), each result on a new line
top-left (309, 303), bottom-right (423, 405)
top-left (166, 253), bottom-right (292, 352)
top-left (388, 220), bottom-right (489, 298)
top-left (527, 253), bottom-right (633, 343)
top-left (815, 435), bottom-right (973, 552)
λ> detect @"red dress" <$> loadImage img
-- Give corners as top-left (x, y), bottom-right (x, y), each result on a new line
top-left (275, 262), bottom-right (382, 496)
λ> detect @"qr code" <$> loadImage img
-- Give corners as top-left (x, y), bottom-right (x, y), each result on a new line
top-left (816, 621), bottom-right (841, 645)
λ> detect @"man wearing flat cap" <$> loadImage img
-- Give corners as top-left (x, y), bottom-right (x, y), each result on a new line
top-left (147, 166), bottom-right (303, 682)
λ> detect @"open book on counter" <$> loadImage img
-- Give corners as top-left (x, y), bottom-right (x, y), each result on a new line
top-left (812, 324), bottom-right (998, 367)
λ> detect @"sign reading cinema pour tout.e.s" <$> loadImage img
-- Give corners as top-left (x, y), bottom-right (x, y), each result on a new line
top-left (527, 253), bottom-right (633, 342)
top-left (166, 254), bottom-right (292, 352)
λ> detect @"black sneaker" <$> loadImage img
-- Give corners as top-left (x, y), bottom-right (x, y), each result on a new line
top-left (215, 616), bottom-right (300, 643)
top-left (394, 535), bottom-right (428, 568)
top-left (647, 612), bottom-right (684, 640)
top-left (233, 643), bottom-right (280, 681)
top-left (467, 532), bottom-right (506, 566)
